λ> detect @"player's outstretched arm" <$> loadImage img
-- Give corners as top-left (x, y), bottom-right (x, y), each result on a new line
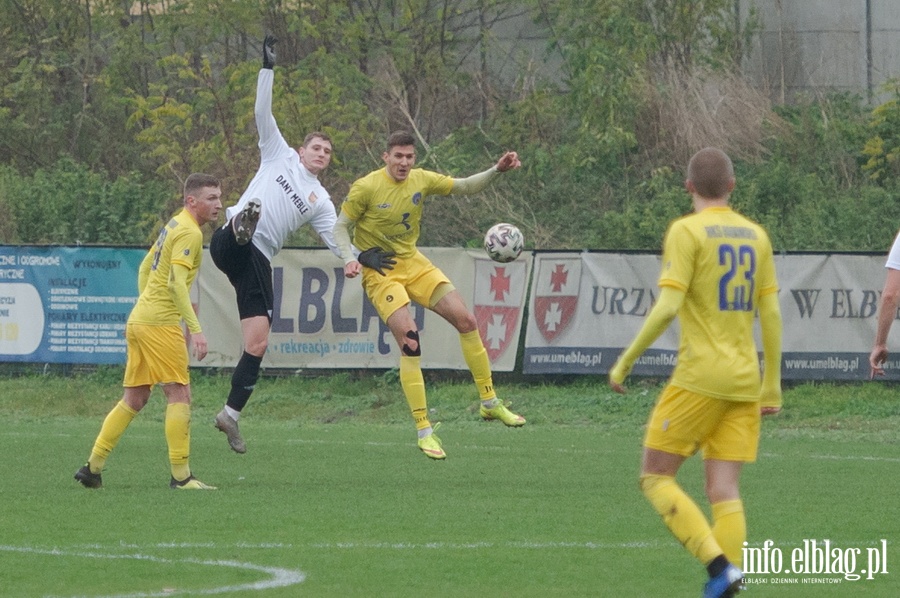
top-left (609, 286), bottom-right (684, 394)
top-left (254, 35), bottom-right (292, 162)
top-left (495, 151), bottom-right (521, 172)
top-left (262, 34), bottom-right (277, 69)
top-left (450, 151), bottom-right (522, 195)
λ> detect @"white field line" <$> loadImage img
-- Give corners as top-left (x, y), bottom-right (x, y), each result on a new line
top-left (13, 537), bottom-right (885, 597)
top-left (0, 545), bottom-right (305, 597)
top-left (13, 540), bottom-right (671, 553)
top-left (4, 433), bottom-right (601, 455)
top-left (18, 430), bottom-right (899, 461)
top-left (754, 450), bottom-right (900, 464)
top-left (306, 540), bottom-right (665, 550)
top-left (284, 437), bottom-right (612, 455)
top-left (808, 454), bottom-right (900, 463)
top-left (6, 432), bottom-right (899, 460)
top-left (10, 537), bottom-right (885, 555)
top-left (2, 539), bottom-right (669, 597)
top-left (73, 542), bottom-right (293, 550)
top-left (289, 438), bottom-right (900, 460)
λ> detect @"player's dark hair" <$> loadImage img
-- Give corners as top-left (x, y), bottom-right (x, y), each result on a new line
top-left (687, 147), bottom-right (734, 199)
top-left (184, 173), bottom-right (220, 197)
top-left (302, 131), bottom-right (332, 148)
top-left (387, 131), bottom-right (416, 151)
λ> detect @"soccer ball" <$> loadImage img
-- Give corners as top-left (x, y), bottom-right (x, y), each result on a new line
top-left (484, 222), bottom-right (524, 263)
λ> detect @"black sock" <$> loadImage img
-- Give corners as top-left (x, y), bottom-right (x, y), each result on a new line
top-left (226, 351), bottom-right (262, 412)
top-left (707, 554), bottom-right (730, 578)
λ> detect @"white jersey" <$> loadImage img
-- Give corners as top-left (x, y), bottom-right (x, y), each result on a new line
top-left (225, 68), bottom-right (341, 262)
top-left (887, 229), bottom-right (900, 270)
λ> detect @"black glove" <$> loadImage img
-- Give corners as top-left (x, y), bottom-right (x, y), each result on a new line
top-left (357, 247), bottom-right (396, 276)
top-left (262, 35), bottom-right (277, 69)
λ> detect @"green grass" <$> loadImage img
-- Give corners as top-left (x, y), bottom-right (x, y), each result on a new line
top-left (1, 371), bottom-right (899, 596)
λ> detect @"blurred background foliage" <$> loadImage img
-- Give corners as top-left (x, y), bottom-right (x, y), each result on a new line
top-left (0, 0), bottom-right (898, 252)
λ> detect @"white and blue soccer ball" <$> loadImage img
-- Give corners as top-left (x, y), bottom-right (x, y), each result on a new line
top-left (484, 222), bottom-right (524, 263)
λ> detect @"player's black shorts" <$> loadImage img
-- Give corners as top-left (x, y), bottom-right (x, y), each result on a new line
top-left (210, 222), bottom-right (273, 321)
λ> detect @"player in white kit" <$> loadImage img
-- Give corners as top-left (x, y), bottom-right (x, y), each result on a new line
top-left (209, 35), bottom-right (348, 453)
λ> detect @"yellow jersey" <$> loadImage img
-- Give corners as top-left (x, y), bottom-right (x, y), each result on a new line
top-left (660, 207), bottom-right (778, 401)
top-left (341, 167), bottom-right (453, 258)
top-left (128, 209), bottom-right (203, 328)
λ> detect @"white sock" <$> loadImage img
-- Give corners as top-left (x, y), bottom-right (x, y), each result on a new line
top-left (225, 406), bottom-right (241, 421)
top-left (417, 426), bottom-right (433, 439)
top-left (481, 398), bottom-right (499, 408)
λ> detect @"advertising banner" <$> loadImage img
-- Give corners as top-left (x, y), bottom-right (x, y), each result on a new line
top-left (776, 253), bottom-right (884, 380)
top-left (523, 252), bottom-right (889, 380)
top-left (196, 248), bottom-right (530, 371)
top-left (524, 252), bottom-right (676, 375)
top-left (4, 245), bottom-right (891, 379)
top-left (0, 246), bottom-right (143, 364)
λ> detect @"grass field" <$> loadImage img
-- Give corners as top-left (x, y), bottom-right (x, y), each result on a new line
top-left (1, 370), bottom-right (898, 597)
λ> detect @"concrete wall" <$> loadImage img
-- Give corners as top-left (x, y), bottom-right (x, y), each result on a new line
top-left (741, 0), bottom-right (900, 103)
top-left (472, 1), bottom-right (900, 106)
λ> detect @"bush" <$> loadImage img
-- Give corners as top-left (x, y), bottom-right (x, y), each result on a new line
top-left (0, 160), bottom-right (173, 245)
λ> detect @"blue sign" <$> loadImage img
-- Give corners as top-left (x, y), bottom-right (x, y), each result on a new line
top-left (0, 246), bottom-right (144, 364)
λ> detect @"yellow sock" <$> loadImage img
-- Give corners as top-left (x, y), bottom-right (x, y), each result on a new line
top-left (400, 356), bottom-right (430, 431)
top-left (459, 330), bottom-right (496, 401)
top-left (87, 400), bottom-right (138, 472)
top-left (165, 402), bottom-right (191, 481)
top-left (640, 474), bottom-right (722, 565)
top-left (712, 499), bottom-right (745, 568)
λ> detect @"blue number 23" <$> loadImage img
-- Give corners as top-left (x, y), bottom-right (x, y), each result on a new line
top-left (718, 244), bottom-right (756, 311)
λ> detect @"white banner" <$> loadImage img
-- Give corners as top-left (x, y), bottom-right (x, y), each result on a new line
top-left (195, 248), bottom-right (529, 371)
top-left (523, 252), bottom-right (891, 380)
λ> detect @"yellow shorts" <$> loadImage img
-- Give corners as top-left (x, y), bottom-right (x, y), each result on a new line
top-left (643, 385), bottom-right (760, 462)
top-left (362, 251), bottom-right (452, 322)
top-left (123, 323), bottom-right (190, 387)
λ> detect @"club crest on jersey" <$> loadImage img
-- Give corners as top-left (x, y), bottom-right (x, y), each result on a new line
top-left (412, 192), bottom-right (422, 205)
top-left (308, 191), bottom-right (318, 204)
top-left (183, 249), bottom-right (190, 256)
top-left (473, 260), bottom-right (527, 362)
